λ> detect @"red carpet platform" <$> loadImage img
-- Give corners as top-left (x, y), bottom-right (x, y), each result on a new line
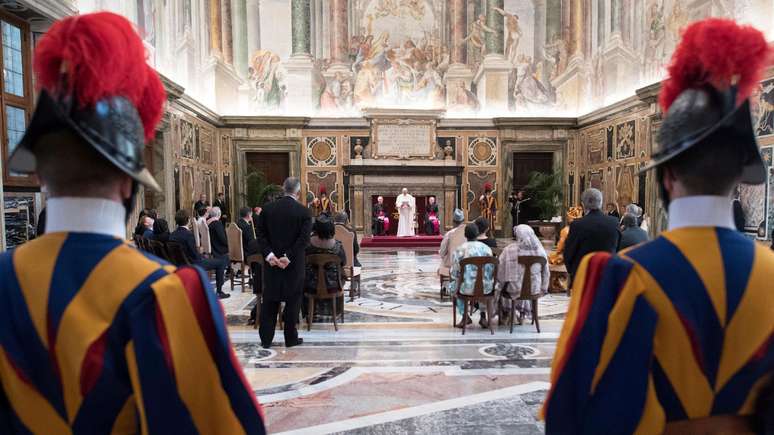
top-left (360, 235), bottom-right (443, 248)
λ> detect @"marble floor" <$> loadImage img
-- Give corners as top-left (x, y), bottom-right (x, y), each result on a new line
top-left (222, 248), bottom-right (569, 434)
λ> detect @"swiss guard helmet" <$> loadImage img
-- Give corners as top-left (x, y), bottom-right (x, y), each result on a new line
top-left (8, 12), bottom-right (166, 194)
top-left (640, 19), bottom-right (772, 195)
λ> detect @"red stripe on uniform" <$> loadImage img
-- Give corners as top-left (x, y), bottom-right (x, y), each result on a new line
top-left (79, 330), bottom-right (108, 396)
top-left (154, 304), bottom-right (175, 381)
top-left (176, 266), bottom-right (264, 418)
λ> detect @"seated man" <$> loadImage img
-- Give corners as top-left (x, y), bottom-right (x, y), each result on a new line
top-left (141, 215), bottom-right (154, 239)
top-left (618, 213), bottom-right (649, 251)
top-left (236, 206), bottom-right (260, 257)
top-left (450, 223), bottom-right (495, 328)
top-left (334, 211), bottom-right (361, 267)
top-left (170, 209), bottom-right (230, 299)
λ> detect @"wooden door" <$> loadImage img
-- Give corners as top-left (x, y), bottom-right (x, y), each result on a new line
top-left (245, 152), bottom-right (289, 186)
top-left (512, 152), bottom-right (553, 191)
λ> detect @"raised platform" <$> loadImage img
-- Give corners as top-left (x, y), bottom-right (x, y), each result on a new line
top-left (361, 235), bottom-right (443, 248)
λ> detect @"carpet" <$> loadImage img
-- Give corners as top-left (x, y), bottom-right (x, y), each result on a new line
top-left (360, 235), bottom-right (443, 248)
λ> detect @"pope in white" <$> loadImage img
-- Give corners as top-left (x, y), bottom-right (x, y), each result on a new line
top-left (396, 188), bottom-right (416, 237)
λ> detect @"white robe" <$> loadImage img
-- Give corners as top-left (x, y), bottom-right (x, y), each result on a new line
top-left (396, 193), bottom-right (416, 237)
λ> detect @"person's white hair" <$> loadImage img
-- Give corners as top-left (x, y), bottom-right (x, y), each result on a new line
top-left (209, 206), bottom-right (222, 219)
top-left (625, 203), bottom-right (643, 217)
top-left (581, 188), bottom-right (603, 211)
top-left (283, 177), bottom-right (301, 195)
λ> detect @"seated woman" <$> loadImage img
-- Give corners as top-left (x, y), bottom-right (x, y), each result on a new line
top-left (497, 224), bottom-right (550, 324)
top-left (474, 217), bottom-right (498, 248)
top-left (450, 223), bottom-right (495, 328)
top-left (303, 218), bottom-right (347, 319)
top-left (548, 206), bottom-right (582, 265)
top-left (424, 196), bottom-right (440, 235)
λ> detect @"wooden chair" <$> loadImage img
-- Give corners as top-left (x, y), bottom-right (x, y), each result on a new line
top-left (304, 253), bottom-right (345, 331)
top-left (196, 218), bottom-right (212, 256)
top-left (137, 235), bottom-right (152, 253)
top-left (451, 256), bottom-right (498, 336)
top-left (227, 223), bottom-right (247, 292)
top-left (148, 239), bottom-right (171, 262)
top-left (501, 255), bottom-right (547, 333)
top-left (334, 225), bottom-right (361, 301)
top-left (165, 241), bottom-right (193, 266)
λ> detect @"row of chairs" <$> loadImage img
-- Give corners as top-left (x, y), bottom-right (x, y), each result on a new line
top-left (450, 254), bottom-right (546, 335)
top-left (134, 235), bottom-right (193, 266)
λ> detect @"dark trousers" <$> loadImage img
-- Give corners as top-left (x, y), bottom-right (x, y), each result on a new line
top-left (259, 294), bottom-right (301, 347)
top-left (197, 253), bottom-right (228, 291)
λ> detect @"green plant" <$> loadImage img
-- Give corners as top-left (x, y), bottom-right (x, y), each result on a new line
top-left (243, 167), bottom-right (283, 208)
top-left (524, 171), bottom-right (562, 220)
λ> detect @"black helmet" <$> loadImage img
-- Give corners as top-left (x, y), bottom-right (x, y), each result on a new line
top-left (7, 12), bottom-right (165, 192)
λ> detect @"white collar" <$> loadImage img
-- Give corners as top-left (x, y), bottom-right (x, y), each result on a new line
top-left (667, 195), bottom-right (735, 231)
top-left (46, 197), bottom-right (127, 239)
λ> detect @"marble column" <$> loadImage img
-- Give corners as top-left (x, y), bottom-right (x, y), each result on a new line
top-left (209, 0), bottom-right (222, 55)
top-left (485, 0), bottom-right (504, 56)
top-left (327, 0), bottom-right (351, 75)
top-left (286, 0), bottom-right (316, 111)
top-left (221, 0), bottom-right (234, 64)
top-left (569, 0), bottom-right (584, 58)
top-left (475, 0), bottom-right (510, 111)
top-left (611, 0), bottom-right (622, 35)
top-left (232, 0), bottom-right (248, 75)
top-left (446, 0), bottom-right (473, 106)
top-left (245, 0), bottom-right (261, 59)
top-left (449, 0), bottom-right (466, 65)
top-left (291, 0), bottom-right (311, 56)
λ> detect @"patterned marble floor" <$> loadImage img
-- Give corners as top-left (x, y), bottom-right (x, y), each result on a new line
top-left (223, 248), bottom-right (569, 434)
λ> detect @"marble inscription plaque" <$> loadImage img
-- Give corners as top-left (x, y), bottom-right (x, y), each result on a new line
top-left (374, 122), bottom-right (433, 158)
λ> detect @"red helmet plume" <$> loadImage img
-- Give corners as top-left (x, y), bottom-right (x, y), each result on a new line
top-left (659, 18), bottom-right (772, 113)
top-left (33, 12), bottom-right (166, 142)
top-left (484, 182), bottom-right (493, 192)
top-left (319, 185), bottom-right (327, 195)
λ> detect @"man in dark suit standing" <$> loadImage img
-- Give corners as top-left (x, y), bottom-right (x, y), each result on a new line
top-left (214, 192), bottom-right (229, 222)
top-left (237, 206), bottom-right (260, 256)
top-left (564, 188), bottom-right (621, 283)
top-left (256, 177), bottom-right (312, 348)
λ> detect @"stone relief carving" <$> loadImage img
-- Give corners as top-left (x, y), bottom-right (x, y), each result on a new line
top-left (306, 136), bottom-right (337, 167)
top-left (467, 137), bottom-right (497, 166)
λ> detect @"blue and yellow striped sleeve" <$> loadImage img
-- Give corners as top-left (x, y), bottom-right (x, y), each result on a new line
top-left (542, 252), bottom-right (661, 434)
top-left (126, 266), bottom-right (266, 435)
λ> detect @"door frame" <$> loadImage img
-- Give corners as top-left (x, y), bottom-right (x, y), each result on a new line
top-left (501, 141), bottom-right (566, 227)
top-left (234, 139), bottom-right (300, 209)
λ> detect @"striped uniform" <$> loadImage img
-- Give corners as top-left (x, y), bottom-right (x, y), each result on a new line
top-left (0, 232), bottom-right (266, 434)
top-left (543, 227), bottom-right (774, 434)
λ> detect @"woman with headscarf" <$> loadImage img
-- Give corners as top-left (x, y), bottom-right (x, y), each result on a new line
top-left (497, 224), bottom-right (550, 324)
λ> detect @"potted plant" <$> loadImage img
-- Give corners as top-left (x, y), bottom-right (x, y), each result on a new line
top-left (243, 167), bottom-right (283, 208)
top-left (523, 171), bottom-right (563, 240)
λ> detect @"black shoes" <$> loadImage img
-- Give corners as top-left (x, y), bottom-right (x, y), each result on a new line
top-left (217, 291), bottom-right (230, 299)
top-left (262, 338), bottom-right (303, 349)
top-left (286, 338), bottom-right (304, 348)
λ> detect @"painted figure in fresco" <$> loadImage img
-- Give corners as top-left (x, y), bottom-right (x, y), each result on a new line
top-left (512, 55), bottom-right (551, 110)
top-left (320, 72), bottom-right (353, 112)
top-left (543, 32), bottom-right (568, 79)
top-left (372, 196), bottom-right (391, 235)
top-left (400, 0), bottom-right (425, 20)
top-left (479, 183), bottom-right (497, 238)
top-left (493, 7), bottom-right (523, 65)
top-left (463, 14), bottom-right (496, 61)
top-left (449, 81), bottom-right (480, 112)
top-left (374, 0), bottom-right (399, 18)
top-left (666, 1), bottom-right (689, 51)
top-left (645, 0), bottom-right (666, 78)
top-left (248, 49), bottom-right (285, 109)
top-left (754, 80), bottom-right (774, 136)
top-left (425, 196), bottom-right (440, 235)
